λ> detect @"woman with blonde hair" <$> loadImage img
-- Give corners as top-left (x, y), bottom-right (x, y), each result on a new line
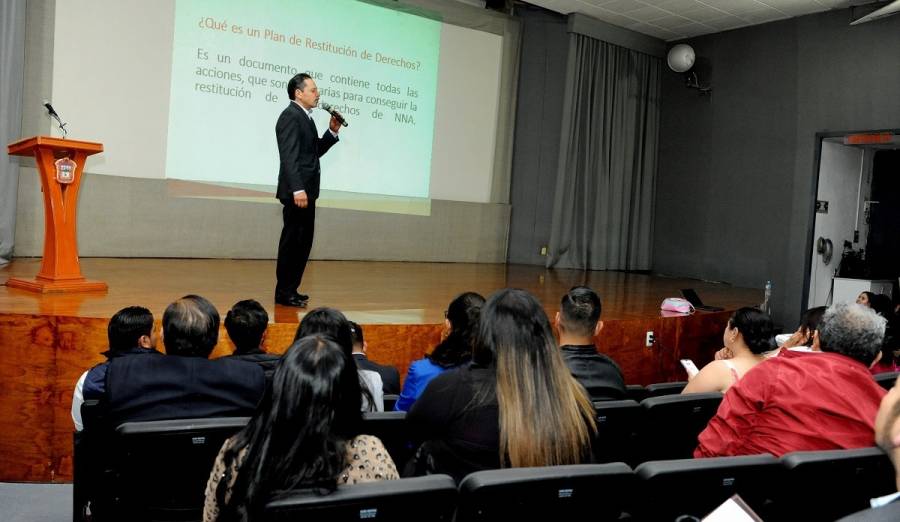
top-left (407, 288), bottom-right (596, 481)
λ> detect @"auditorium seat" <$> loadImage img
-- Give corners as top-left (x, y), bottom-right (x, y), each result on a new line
top-left (265, 474), bottom-right (457, 522)
top-left (625, 384), bottom-right (647, 402)
top-left (362, 411), bottom-right (416, 469)
top-left (644, 381), bottom-right (688, 397)
top-left (778, 447), bottom-right (896, 521)
top-left (456, 463), bottom-right (635, 521)
top-left (592, 399), bottom-right (642, 466)
top-left (383, 393), bottom-right (400, 411)
top-left (639, 392), bottom-right (723, 461)
top-left (874, 371), bottom-right (899, 390)
top-left (634, 454), bottom-right (781, 521)
top-left (77, 415), bottom-right (248, 521)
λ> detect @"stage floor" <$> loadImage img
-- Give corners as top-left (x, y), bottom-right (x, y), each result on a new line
top-left (0, 258), bottom-right (761, 324)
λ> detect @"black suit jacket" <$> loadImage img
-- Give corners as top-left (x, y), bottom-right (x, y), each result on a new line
top-left (103, 355), bottom-right (265, 426)
top-left (275, 102), bottom-right (338, 202)
top-left (353, 353), bottom-right (401, 394)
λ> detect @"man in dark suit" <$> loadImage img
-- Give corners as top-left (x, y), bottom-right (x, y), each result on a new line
top-left (97, 295), bottom-right (265, 428)
top-left (349, 320), bottom-right (401, 395)
top-left (223, 299), bottom-right (280, 379)
top-left (274, 72), bottom-right (341, 307)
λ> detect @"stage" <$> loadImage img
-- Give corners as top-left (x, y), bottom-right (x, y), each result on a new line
top-left (0, 258), bottom-right (760, 482)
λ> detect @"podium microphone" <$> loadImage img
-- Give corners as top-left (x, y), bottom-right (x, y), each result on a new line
top-left (42, 99), bottom-right (68, 136)
top-left (320, 101), bottom-right (349, 128)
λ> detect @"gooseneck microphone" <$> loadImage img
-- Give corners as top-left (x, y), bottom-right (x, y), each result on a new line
top-left (42, 99), bottom-right (68, 136)
top-left (319, 101), bottom-right (349, 128)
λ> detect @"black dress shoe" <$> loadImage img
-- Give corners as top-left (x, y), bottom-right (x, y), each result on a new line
top-left (275, 294), bottom-right (307, 307)
top-left (296, 293), bottom-right (309, 301)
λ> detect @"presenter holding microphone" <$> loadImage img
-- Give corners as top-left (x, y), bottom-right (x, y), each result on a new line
top-left (274, 73), bottom-right (341, 307)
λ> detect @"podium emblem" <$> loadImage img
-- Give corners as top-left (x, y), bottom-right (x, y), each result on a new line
top-left (55, 157), bottom-right (77, 184)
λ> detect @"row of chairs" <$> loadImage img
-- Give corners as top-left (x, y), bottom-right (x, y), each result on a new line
top-left (380, 370), bottom-right (898, 415)
top-left (73, 392), bottom-right (721, 521)
top-left (267, 448), bottom-right (895, 521)
top-left (77, 412), bottom-right (895, 522)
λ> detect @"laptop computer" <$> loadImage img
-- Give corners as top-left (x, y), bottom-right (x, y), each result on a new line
top-left (681, 289), bottom-right (724, 312)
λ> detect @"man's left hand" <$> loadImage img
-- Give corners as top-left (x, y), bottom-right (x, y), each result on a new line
top-left (329, 115), bottom-right (341, 133)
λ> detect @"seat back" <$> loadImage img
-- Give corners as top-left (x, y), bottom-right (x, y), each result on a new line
top-left (625, 384), bottom-right (648, 402)
top-left (635, 454), bottom-right (782, 521)
top-left (362, 411), bottom-right (415, 469)
top-left (644, 381), bottom-right (688, 397)
top-left (592, 400), bottom-right (643, 466)
top-left (382, 393), bottom-right (400, 411)
top-left (98, 417), bottom-right (248, 521)
top-left (265, 474), bottom-right (457, 522)
top-left (874, 371), bottom-right (899, 390)
top-left (778, 447), bottom-right (896, 521)
top-left (456, 463), bottom-right (635, 521)
top-left (640, 392), bottom-right (723, 461)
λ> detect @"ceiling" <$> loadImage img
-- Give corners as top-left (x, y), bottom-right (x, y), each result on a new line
top-left (521, 0), bottom-right (874, 41)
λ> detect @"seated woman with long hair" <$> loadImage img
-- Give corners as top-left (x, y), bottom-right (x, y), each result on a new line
top-left (406, 288), bottom-right (596, 482)
top-left (202, 336), bottom-right (398, 522)
top-left (682, 307), bottom-right (775, 394)
top-left (394, 291), bottom-right (484, 411)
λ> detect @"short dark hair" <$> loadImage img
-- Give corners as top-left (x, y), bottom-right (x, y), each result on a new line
top-left (162, 295), bottom-right (220, 357)
top-left (728, 307), bottom-right (776, 354)
top-left (559, 286), bottom-right (602, 337)
top-left (224, 300), bottom-right (269, 354)
top-left (107, 306), bottom-right (154, 354)
top-left (294, 307), bottom-right (353, 355)
top-left (287, 73), bottom-right (312, 100)
top-left (348, 320), bottom-right (364, 347)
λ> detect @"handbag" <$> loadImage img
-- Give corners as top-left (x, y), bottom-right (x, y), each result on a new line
top-left (660, 297), bottom-right (695, 314)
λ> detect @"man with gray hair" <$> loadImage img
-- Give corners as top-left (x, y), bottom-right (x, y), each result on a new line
top-left (696, 302), bottom-right (888, 457)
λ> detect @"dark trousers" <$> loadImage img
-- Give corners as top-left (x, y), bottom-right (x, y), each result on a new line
top-left (275, 199), bottom-right (315, 297)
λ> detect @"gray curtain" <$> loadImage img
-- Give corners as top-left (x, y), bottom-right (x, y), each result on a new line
top-left (546, 33), bottom-right (661, 271)
top-left (1, 0), bottom-right (26, 264)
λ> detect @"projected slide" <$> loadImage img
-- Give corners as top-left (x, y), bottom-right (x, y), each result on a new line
top-left (165, 0), bottom-right (440, 202)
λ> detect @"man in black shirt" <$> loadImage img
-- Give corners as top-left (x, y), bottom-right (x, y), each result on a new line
top-left (555, 286), bottom-right (626, 401)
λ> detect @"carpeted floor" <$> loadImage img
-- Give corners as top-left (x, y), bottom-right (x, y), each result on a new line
top-left (0, 482), bottom-right (72, 521)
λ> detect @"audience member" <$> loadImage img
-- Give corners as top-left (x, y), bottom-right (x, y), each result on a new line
top-left (71, 306), bottom-right (161, 431)
top-left (349, 321), bottom-right (400, 394)
top-left (294, 307), bottom-right (383, 411)
top-left (867, 293), bottom-right (899, 375)
top-left (858, 291), bottom-right (876, 307)
top-left (777, 305), bottom-right (826, 351)
top-left (682, 307), bottom-right (774, 394)
top-left (223, 299), bottom-right (280, 379)
top-left (838, 374), bottom-right (900, 520)
top-left (94, 295), bottom-right (265, 428)
top-left (203, 336), bottom-right (398, 522)
top-left (407, 288), bottom-right (596, 482)
top-left (554, 286), bottom-right (625, 400)
top-left (394, 292), bottom-right (484, 411)
top-left (696, 302), bottom-right (887, 458)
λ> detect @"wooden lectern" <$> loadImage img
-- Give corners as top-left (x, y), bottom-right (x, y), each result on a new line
top-left (6, 136), bottom-right (107, 293)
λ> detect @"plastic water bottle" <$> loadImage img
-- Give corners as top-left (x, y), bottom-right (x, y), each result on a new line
top-left (763, 280), bottom-right (772, 315)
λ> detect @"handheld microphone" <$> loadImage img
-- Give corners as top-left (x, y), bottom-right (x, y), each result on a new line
top-left (42, 99), bottom-right (68, 136)
top-left (319, 101), bottom-right (349, 128)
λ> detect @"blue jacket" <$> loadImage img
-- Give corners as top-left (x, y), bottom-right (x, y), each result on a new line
top-left (394, 358), bottom-right (449, 412)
